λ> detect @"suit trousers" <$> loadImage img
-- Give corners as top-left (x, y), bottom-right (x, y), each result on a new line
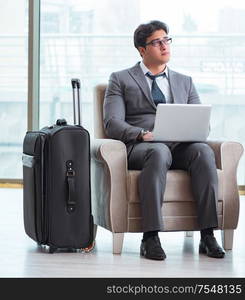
top-left (127, 142), bottom-right (219, 232)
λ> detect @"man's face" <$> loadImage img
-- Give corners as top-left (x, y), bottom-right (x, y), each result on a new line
top-left (139, 29), bottom-right (171, 65)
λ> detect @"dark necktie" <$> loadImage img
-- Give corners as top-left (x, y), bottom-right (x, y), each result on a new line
top-left (146, 72), bottom-right (166, 106)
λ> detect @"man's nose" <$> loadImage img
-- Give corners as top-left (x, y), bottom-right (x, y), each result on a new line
top-left (160, 41), bottom-right (167, 49)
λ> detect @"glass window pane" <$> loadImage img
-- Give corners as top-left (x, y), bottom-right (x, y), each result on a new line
top-left (0, 0), bottom-right (28, 179)
top-left (40, 0), bottom-right (140, 133)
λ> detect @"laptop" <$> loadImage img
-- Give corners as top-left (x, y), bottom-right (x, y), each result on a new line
top-left (152, 104), bottom-right (212, 142)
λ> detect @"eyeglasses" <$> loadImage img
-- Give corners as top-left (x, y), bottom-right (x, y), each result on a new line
top-left (145, 37), bottom-right (172, 47)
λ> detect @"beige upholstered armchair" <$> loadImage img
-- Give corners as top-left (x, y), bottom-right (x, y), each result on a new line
top-left (91, 84), bottom-right (244, 254)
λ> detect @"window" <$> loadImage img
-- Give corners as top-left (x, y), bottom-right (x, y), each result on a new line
top-left (0, 0), bottom-right (28, 179)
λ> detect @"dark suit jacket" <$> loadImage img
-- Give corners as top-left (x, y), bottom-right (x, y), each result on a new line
top-left (103, 62), bottom-right (200, 154)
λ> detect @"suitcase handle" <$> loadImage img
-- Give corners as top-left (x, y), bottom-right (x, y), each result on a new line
top-left (71, 78), bottom-right (81, 125)
top-left (71, 78), bottom-right (80, 89)
top-left (66, 160), bottom-right (76, 213)
top-left (56, 119), bottom-right (67, 126)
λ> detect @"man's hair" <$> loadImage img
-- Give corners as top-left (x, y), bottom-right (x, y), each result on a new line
top-left (133, 20), bottom-right (169, 49)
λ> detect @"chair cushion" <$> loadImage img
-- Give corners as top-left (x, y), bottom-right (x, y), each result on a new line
top-left (127, 169), bottom-right (223, 203)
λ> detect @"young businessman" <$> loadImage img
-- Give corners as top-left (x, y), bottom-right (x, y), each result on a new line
top-left (103, 20), bottom-right (225, 260)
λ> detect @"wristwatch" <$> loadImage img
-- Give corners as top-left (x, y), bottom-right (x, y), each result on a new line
top-left (138, 129), bottom-right (149, 141)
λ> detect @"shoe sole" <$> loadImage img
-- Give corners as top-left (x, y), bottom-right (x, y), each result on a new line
top-left (199, 245), bottom-right (225, 258)
top-left (140, 249), bottom-right (166, 260)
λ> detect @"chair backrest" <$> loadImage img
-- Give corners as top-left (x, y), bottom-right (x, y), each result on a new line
top-left (94, 84), bottom-right (108, 139)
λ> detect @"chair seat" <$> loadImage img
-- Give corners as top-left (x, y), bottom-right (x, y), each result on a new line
top-left (127, 169), bottom-right (223, 203)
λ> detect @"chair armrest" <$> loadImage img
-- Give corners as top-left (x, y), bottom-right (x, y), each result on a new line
top-left (207, 140), bottom-right (244, 228)
top-left (91, 139), bottom-right (128, 232)
top-left (206, 141), bottom-right (223, 169)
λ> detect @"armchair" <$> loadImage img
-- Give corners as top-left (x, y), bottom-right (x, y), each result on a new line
top-left (91, 84), bottom-right (244, 254)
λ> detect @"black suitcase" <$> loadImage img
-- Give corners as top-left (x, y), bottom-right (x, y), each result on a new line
top-left (22, 79), bottom-right (94, 253)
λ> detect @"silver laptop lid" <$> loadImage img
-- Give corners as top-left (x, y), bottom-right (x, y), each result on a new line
top-left (153, 104), bottom-right (212, 142)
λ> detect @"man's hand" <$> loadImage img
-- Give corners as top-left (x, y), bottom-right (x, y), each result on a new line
top-left (142, 131), bottom-right (154, 141)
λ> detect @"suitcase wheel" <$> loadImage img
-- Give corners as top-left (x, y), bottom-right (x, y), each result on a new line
top-left (49, 246), bottom-right (57, 254)
top-left (81, 241), bottom-right (95, 253)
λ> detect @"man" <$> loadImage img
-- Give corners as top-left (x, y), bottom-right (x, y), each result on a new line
top-left (103, 20), bottom-right (225, 260)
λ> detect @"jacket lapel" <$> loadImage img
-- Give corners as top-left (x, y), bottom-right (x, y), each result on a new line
top-left (128, 62), bottom-right (156, 109)
top-left (168, 68), bottom-right (177, 103)
top-left (168, 68), bottom-right (186, 104)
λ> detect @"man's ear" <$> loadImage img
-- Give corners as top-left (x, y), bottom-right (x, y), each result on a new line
top-left (138, 46), bottom-right (146, 58)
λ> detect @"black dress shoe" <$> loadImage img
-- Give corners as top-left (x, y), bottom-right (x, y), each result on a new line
top-left (199, 235), bottom-right (225, 258)
top-left (140, 236), bottom-right (166, 260)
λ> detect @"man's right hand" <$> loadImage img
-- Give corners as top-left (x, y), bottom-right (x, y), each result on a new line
top-left (142, 131), bottom-right (154, 141)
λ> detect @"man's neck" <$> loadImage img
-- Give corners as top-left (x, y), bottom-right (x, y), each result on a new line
top-left (143, 61), bottom-right (166, 75)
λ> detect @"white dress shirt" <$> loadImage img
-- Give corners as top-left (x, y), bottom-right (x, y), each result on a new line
top-left (140, 61), bottom-right (173, 103)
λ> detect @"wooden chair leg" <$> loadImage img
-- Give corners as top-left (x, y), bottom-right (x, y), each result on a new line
top-left (221, 229), bottom-right (234, 250)
top-left (112, 233), bottom-right (124, 254)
